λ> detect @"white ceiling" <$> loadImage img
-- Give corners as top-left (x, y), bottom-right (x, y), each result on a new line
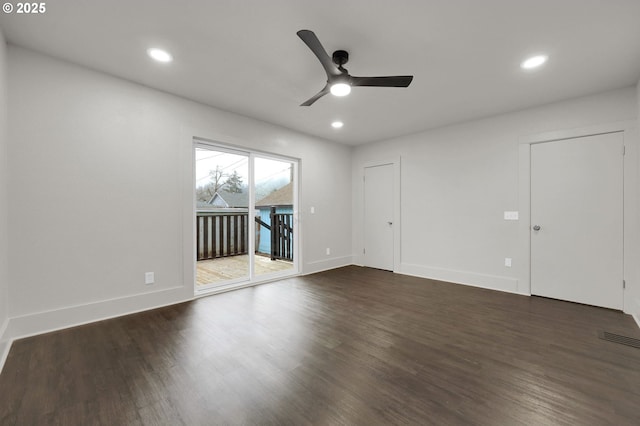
top-left (2, 0), bottom-right (640, 145)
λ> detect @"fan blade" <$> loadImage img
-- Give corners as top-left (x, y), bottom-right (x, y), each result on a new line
top-left (297, 30), bottom-right (341, 78)
top-left (301, 84), bottom-right (330, 106)
top-left (351, 75), bottom-right (413, 87)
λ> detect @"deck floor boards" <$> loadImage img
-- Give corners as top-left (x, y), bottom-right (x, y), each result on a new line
top-left (196, 255), bottom-right (293, 286)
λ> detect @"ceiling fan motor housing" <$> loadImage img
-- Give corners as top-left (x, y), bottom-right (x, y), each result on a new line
top-left (332, 50), bottom-right (349, 66)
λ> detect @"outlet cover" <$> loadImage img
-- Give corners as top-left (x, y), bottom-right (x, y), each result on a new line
top-left (326, 248), bottom-right (331, 255)
top-left (504, 258), bottom-right (512, 268)
top-left (145, 272), bottom-right (155, 284)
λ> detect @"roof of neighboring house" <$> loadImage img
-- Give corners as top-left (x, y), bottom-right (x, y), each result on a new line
top-left (256, 183), bottom-right (293, 207)
top-left (207, 191), bottom-right (249, 208)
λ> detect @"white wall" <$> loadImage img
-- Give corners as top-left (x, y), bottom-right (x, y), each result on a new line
top-left (353, 87), bottom-right (640, 314)
top-left (5, 46), bottom-right (352, 339)
top-left (0, 26), bottom-right (10, 358)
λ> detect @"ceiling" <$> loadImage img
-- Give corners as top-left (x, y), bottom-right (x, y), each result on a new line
top-left (2, 0), bottom-right (640, 146)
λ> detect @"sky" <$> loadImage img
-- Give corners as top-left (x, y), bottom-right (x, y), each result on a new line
top-left (195, 148), bottom-right (292, 190)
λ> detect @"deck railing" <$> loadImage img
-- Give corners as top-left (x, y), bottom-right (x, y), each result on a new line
top-left (197, 207), bottom-right (293, 261)
top-left (196, 210), bottom-right (248, 260)
top-left (255, 207), bottom-right (293, 261)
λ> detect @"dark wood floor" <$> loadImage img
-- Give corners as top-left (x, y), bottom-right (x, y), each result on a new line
top-left (1, 266), bottom-right (639, 425)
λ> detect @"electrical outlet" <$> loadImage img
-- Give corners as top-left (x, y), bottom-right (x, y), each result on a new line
top-left (310, 206), bottom-right (315, 214)
top-left (326, 248), bottom-right (331, 255)
top-left (504, 258), bottom-right (512, 268)
top-left (145, 272), bottom-right (155, 285)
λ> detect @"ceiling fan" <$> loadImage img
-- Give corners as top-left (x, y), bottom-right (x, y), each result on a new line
top-left (297, 29), bottom-right (414, 106)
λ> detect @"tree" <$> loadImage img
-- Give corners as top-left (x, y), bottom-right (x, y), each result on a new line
top-left (223, 170), bottom-right (243, 193)
top-left (196, 165), bottom-right (228, 202)
top-left (196, 184), bottom-right (215, 202)
top-left (208, 165), bottom-right (227, 194)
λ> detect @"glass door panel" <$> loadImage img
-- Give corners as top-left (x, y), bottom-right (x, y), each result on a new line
top-left (253, 156), bottom-right (295, 278)
top-left (195, 146), bottom-right (249, 289)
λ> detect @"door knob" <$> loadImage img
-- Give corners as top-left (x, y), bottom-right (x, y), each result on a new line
top-left (533, 225), bottom-right (541, 231)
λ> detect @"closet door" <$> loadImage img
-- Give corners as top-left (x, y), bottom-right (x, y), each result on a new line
top-left (530, 132), bottom-right (623, 309)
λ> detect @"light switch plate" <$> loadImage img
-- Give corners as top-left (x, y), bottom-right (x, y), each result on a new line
top-left (145, 272), bottom-right (155, 285)
top-left (504, 211), bottom-right (519, 220)
top-left (505, 258), bottom-right (512, 267)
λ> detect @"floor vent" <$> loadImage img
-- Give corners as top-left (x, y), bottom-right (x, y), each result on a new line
top-left (598, 331), bottom-right (640, 349)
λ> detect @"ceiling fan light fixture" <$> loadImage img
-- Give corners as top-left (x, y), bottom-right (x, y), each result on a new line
top-left (331, 121), bottom-right (344, 129)
top-left (330, 82), bottom-right (351, 97)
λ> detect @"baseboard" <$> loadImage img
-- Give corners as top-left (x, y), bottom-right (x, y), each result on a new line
top-left (303, 256), bottom-right (353, 275)
top-left (399, 262), bottom-right (523, 295)
top-left (0, 316), bottom-right (10, 374)
top-left (0, 316), bottom-right (8, 342)
top-left (0, 339), bottom-right (10, 375)
top-left (3, 286), bottom-right (192, 343)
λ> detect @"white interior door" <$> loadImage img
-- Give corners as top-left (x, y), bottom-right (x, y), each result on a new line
top-left (530, 132), bottom-right (623, 309)
top-left (364, 163), bottom-right (394, 271)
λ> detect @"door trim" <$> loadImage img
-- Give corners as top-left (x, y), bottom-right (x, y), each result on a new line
top-left (357, 157), bottom-right (401, 272)
top-left (192, 138), bottom-right (300, 296)
top-left (517, 121), bottom-right (637, 313)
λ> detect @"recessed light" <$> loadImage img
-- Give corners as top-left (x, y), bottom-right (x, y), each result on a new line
top-left (147, 48), bottom-right (173, 63)
top-left (330, 83), bottom-right (351, 97)
top-left (521, 55), bottom-right (548, 70)
top-left (331, 121), bottom-right (344, 129)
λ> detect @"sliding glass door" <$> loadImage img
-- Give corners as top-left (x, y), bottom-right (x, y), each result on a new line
top-left (194, 142), bottom-right (298, 293)
top-left (253, 156), bottom-right (295, 279)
